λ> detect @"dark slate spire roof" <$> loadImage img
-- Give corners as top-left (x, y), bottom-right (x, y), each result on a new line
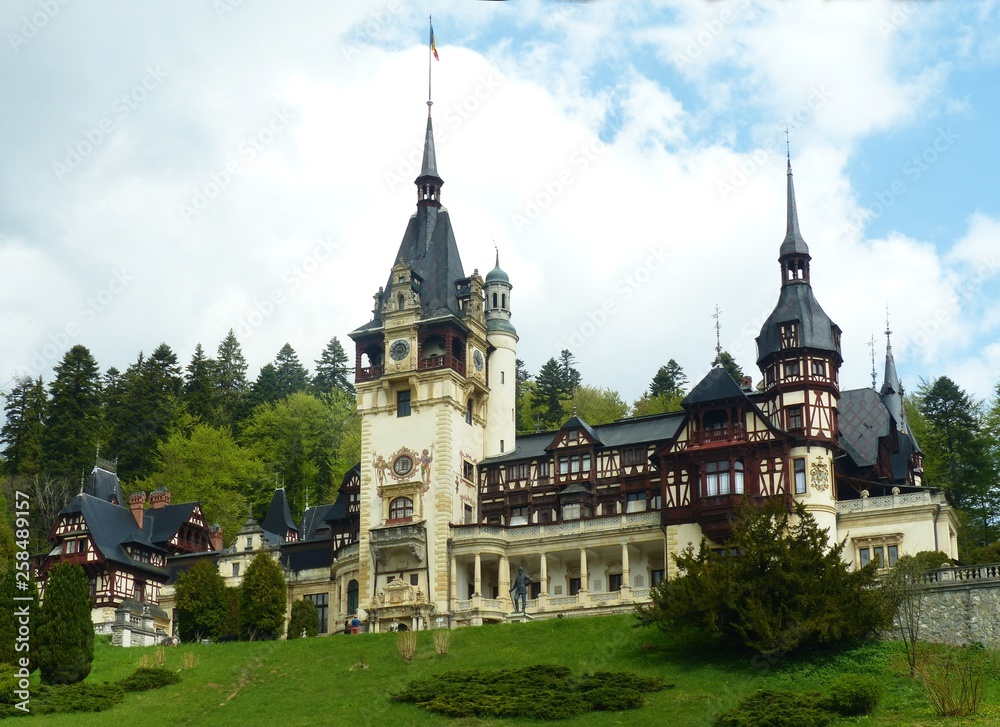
top-left (780, 158), bottom-right (810, 257)
top-left (417, 115), bottom-right (440, 182)
top-left (262, 488), bottom-right (298, 543)
top-left (880, 327), bottom-right (904, 429)
top-left (682, 366), bottom-right (749, 407)
top-left (85, 466), bottom-right (126, 506)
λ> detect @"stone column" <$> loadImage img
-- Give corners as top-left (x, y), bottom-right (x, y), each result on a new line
top-left (499, 554), bottom-right (511, 610)
top-left (621, 543), bottom-right (632, 602)
top-left (579, 548), bottom-right (589, 606)
top-left (450, 556), bottom-right (458, 609)
top-left (538, 552), bottom-right (549, 611)
top-left (338, 576), bottom-right (346, 619)
top-left (474, 553), bottom-right (482, 596)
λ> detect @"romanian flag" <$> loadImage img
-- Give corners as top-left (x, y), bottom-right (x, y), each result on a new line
top-left (430, 21), bottom-right (439, 61)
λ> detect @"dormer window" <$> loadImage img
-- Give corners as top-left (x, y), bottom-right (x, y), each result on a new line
top-left (781, 323), bottom-right (798, 349)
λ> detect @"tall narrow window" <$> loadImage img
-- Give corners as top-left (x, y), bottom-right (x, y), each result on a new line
top-left (734, 460), bottom-right (745, 494)
top-left (397, 294), bottom-right (405, 310)
top-left (466, 398), bottom-right (473, 425)
top-left (397, 390), bottom-right (411, 417)
top-left (501, 293), bottom-right (507, 309)
top-left (787, 406), bottom-right (803, 430)
top-left (347, 579), bottom-right (359, 614)
top-left (794, 458), bottom-right (806, 494)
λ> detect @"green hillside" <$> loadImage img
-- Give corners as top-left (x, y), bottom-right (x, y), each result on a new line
top-left (20, 615), bottom-right (999, 726)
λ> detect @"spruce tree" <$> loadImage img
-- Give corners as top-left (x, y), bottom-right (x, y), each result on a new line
top-left (239, 551), bottom-right (287, 640)
top-left (0, 376), bottom-right (46, 476)
top-left (251, 364), bottom-right (282, 408)
top-left (184, 343), bottom-right (218, 424)
top-left (535, 358), bottom-right (567, 429)
top-left (214, 329), bottom-right (250, 430)
top-left (42, 345), bottom-right (102, 479)
top-left (649, 359), bottom-right (687, 398)
top-left (36, 563), bottom-right (93, 684)
top-left (273, 343), bottom-right (310, 399)
top-left (175, 558), bottom-right (227, 642)
top-left (313, 337), bottom-right (354, 397)
top-left (712, 350), bottom-right (745, 385)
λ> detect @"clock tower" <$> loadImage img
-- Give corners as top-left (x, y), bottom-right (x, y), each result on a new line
top-left (349, 105), bottom-right (498, 627)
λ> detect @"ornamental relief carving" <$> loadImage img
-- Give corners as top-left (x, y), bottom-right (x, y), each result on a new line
top-left (810, 460), bottom-right (830, 492)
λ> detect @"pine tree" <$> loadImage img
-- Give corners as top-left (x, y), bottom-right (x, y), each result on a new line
top-left (0, 565), bottom-right (38, 671)
top-left (175, 557), bottom-right (227, 642)
top-left (42, 345), bottom-right (102, 479)
top-left (1, 376), bottom-right (46, 476)
top-left (36, 563), bottom-right (93, 684)
top-left (287, 598), bottom-right (318, 639)
top-left (535, 358), bottom-right (567, 429)
top-left (712, 350), bottom-right (745, 386)
top-left (214, 330), bottom-right (250, 430)
top-left (558, 349), bottom-right (582, 396)
top-left (239, 551), bottom-right (287, 640)
top-left (184, 343), bottom-right (218, 424)
top-left (251, 364), bottom-right (282, 408)
top-left (313, 337), bottom-right (354, 397)
top-left (274, 343), bottom-right (310, 399)
top-left (650, 359), bottom-right (687, 398)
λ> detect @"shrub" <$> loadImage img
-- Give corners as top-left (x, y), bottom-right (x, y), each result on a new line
top-left (119, 667), bottom-right (180, 692)
top-left (716, 689), bottom-right (834, 727)
top-left (824, 674), bottom-right (881, 716)
top-left (916, 644), bottom-right (987, 717)
top-left (0, 663), bottom-right (18, 705)
top-left (36, 563), bottom-right (94, 685)
top-left (396, 630), bottom-right (417, 662)
top-left (433, 628), bottom-right (451, 655)
top-left (287, 598), bottom-right (318, 639)
top-left (30, 682), bottom-right (124, 714)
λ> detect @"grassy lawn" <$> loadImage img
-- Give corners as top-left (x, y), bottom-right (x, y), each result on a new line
top-left (19, 615), bottom-right (1000, 726)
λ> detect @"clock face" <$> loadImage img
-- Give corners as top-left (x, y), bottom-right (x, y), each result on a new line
top-left (473, 349), bottom-right (484, 372)
top-left (389, 339), bottom-right (410, 361)
top-left (393, 454), bottom-right (414, 477)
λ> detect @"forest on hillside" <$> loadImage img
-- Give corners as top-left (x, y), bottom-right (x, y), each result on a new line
top-left (1, 338), bottom-right (998, 562)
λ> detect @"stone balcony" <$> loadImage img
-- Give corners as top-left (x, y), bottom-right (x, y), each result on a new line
top-left (451, 511), bottom-right (660, 545)
top-left (836, 490), bottom-right (945, 514)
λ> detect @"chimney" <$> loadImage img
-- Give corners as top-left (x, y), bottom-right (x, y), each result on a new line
top-left (129, 492), bottom-right (146, 529)
top-left (741, 375), bottom-right (753, 392)
top-left (150, 487), bottom-right (171, 510)
top-left (209, 524), bottom-right (223, 551)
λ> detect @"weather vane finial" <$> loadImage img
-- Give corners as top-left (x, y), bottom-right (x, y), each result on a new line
top-left (712, 304), bottom-right (722, 357)
top-left (784, 123), bottom-right (794, 166)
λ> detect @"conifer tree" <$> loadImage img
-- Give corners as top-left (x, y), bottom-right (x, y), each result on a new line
top-left (36, 563), bottom-right (93, 684)
top-left (712, 350), bottom-right (745, 385)
top-left (239, 551), bottom-right (287, 640)
top-left (175, 557), bottom-right (227, 642)
top-left (42, 345), bottom-right (102, 479)
top-left (214, 330), bottom-right (250, 430)
top-left (313, 337), bottom-right (354, 397)
top-left (251, 364), bottom-right (282, 408)
top-left (274, 343), bottom-right (310, 399)
top-left (0, 376), bottom-right (46, 476)
top-left (184, 343), bottom-right (218, 424)
top-left (649, 359), bottom-right (687, 398)
top-left (534, 358), bottom-right (567, 429)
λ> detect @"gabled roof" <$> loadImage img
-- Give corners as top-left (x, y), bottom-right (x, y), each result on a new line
top-left (482, 412), bottom-right (685, 465)
top-left (682, 366), bottom-right (748, 407)
top-left (545, 414), bottom-right (602, 451)
top-left (300, 503), bottom-right (337, 541)
top-left (60, 494), bottom-right (167, 577)
top-left (143, 502), bottom-right (199, 547)
top-left (262, 488), bottom-right (298, 543)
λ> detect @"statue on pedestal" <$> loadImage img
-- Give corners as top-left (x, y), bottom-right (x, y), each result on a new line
top-left (510, 566), bottom-right (533, 613)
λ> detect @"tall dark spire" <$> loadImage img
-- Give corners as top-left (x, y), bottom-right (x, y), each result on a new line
top-left (880, 310), bottom-right (905, 431)
top-left (415, 103), bottom-right (443, 208)
top-left (778, 150), bottom-right (811, 288)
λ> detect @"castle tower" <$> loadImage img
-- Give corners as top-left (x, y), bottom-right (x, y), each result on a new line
top-left (755, 156), bottom-right (842, 538)
top-left (484, 252), bottom-right (517, 457)
top-left (349, 105), bottom-right (490, 626)
top-left (880, 321), bottom-right (924, 486)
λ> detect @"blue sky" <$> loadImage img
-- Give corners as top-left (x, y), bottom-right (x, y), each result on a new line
top-left (1, 0), bottom-right (999, 413)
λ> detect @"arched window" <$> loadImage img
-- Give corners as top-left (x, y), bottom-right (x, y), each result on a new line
top-left (501, 293), bottom-right (506, 309)
top-left (389, 496), bottom-right (414, 521)
top-left (492, 292), bottom-right (498, 308)
top-left (347, 579), bottom-right (359, 614)
top-left (466, 398), bottom-right (473, 424)
top-left (734, 460), bottom-right (745, 494)
top-left (397, 294), bottom-right (405, 310)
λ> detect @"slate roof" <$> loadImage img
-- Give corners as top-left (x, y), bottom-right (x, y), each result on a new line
top-left (61, 494), bottom-right (168, 577)
top-left (143, 503), bottom-right (198, 547)
top-left (299, 503), bottom-right (337, 541)
top-left (756, 282), bottom-right (839, 364)
top-left (780, 161), bottom-right (810, 257)
top-left (282, 541), bottom-right (333, 572)
top-left (86, 467), bottom-right (126, 505)
top-left (682, 366), bottom-right (749, 407)
top-left (482, 412), bottom-right (685, 465)
top-left (839, 388), bottom-right (891, 469)
top-left (262, 488), bottom-right (298, 543)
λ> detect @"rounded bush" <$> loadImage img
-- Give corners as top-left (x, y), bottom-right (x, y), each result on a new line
top-left (824, 674), bottom-right (882, 716)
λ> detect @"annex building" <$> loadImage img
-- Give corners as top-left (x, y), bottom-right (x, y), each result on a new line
top-left (42, 97), bottom-right (960, 641)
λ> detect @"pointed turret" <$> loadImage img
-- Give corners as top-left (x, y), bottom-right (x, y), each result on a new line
top-left (415, 106), bottom-right (443, 208)
top-left (779, 158), bottom-right (811, 286)
top-left (880, 322), bottom-right (905, 432)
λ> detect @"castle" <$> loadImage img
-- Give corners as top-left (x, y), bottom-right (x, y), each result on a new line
top-left (42, 97), bottom-right (960, 639)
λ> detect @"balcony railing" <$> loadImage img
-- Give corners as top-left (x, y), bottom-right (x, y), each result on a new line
top-left (418, 355), bottom-right (466, 376)
top-left (356, 365), bottom-right (383, 382)
top-left (451, 512), bottom-right (660, 543)
top-left (837, 490), bottom-right (941, 513)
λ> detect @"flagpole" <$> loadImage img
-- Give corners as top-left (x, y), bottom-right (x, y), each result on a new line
top-left (427, 15), bottom-right (433, 115)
